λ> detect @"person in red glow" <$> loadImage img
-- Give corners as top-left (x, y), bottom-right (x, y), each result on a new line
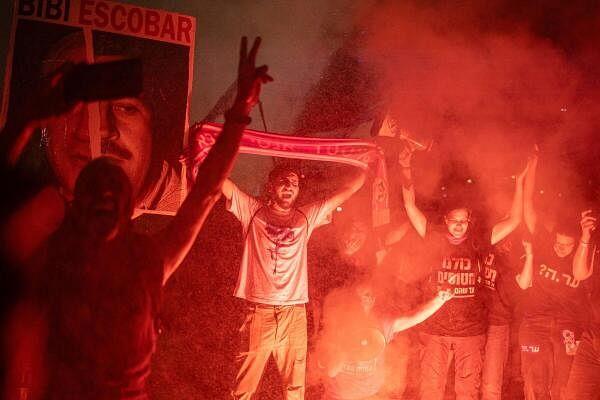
top-left (476, 154), bottom-right (536, 400)
top-left (399, 145), bottom-right (527, 400)
top-left (2, 36), bottom-right (271, 400)
top-left (222, 164), bottom-right (366, 399)
top-left (317, 277), bottom-right (452, 400)
top-left (516, 152), bottom-right (591, 400)
top-left (564, 209), bottom-right (599, 399)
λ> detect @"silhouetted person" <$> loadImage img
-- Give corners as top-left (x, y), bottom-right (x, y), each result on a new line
top-left (2, 36), bottom-right (271, 400)
top-left (317, 276), bottom-right (452, 400)
top-left (479, 153), bottom-right (534, 400)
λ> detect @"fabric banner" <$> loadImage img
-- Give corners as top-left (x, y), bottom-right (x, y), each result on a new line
top-left (2, 0), bottom-right (195, 214)
top-left (185, 122), bottom-right (390, 226)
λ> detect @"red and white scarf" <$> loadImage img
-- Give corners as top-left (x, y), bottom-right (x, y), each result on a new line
top-left (183, 122), bottom-right (391, 226)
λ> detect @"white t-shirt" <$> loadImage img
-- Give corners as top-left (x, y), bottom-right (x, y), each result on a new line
top-left (227, 185), bottom-right (330, 305)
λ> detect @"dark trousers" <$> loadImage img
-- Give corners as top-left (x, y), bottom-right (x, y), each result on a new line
top-left (564, 328), bottom-right (600, 400)
top-left (481, 324), bottom-right (510, 400)
top-left (519, 317), bottom-right (579, 400)
top-left (418, 332), bottom-right (486, 400)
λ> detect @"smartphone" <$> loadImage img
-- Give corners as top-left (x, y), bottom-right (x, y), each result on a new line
top-left (63, 58), bottom-right (143, 104)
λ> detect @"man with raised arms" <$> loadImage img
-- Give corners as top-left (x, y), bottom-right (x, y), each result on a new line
top-left (222, 165), bottom-right (366, 399)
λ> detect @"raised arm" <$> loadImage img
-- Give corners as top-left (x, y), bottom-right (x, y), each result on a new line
top-left (159, 37), bottom-right (272, 284)
top-left (516, 239), bottom-right (534, 289)
top-left (392, 290), bottom-right (452, 333)
top-left (490, 164), bottom-right (527, 245)
top-left (572, 210), bottom-right (597, 280)
top-left (320, 168), bottom-right (366, 215)
top-left (399, 149), bottom-right (427, 238)
top-left (222, 178), bottom-right (236, 201)
top-left (523, 149), bottom-right (538, 234)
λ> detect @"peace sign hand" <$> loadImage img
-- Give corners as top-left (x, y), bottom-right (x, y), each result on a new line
top-left (234, 37), bottom-right (273, 114)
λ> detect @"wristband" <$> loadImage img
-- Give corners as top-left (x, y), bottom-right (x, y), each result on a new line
top-left (580, 240), bottom-right (591, 246)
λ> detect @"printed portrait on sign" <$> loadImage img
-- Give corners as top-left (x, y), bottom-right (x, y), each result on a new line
top-left (3, 0), bottom-right (195, 214)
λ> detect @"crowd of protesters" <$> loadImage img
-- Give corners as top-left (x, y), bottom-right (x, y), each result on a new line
top-left (0, 34), bottom-right (598, 400)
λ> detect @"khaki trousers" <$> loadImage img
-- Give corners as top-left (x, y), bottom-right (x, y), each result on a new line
top-left (232, 302), bottom-right (307, 400)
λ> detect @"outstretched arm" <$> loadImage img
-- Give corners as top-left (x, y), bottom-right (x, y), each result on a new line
top-left (491, 164), bottom-right (527, 245)
top-left (523, 149), bottom-right (538, 234)
top-left (320, 169), bottom-right (366, 215)
top-left (573, 210), bottom-right (597, 280)
top-left (392, 290), bottom-right (452, 333)
top-left (516, 240), bottom-right (534, 289)
top-left (399, 148), bottom-right (427, 238)
top-left (159, 37), bottom-right (273, 285)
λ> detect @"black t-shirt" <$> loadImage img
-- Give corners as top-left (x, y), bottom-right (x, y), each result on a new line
top-left (584, 244), bottom-right (600, 330)
top-left (418, 228), bottom-right (487, 337)
top-left (41, 229), bottom-right (164, 399)
top-left (481, 236), bottom-right (522, 326)
top-left (522, 232), bottom-right (588, 325)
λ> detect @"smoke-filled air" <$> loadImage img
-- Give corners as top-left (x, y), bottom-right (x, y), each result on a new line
top-left (1, 0), bottom-right (599, 399)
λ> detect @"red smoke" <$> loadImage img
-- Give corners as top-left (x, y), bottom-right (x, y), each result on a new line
top-left (351, 0), bottom-right (600, 215)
